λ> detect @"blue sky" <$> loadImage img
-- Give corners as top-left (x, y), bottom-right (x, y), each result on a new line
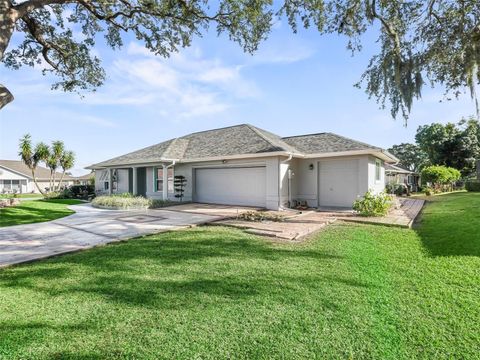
top-left (0, 19), bottom-right (475, 175)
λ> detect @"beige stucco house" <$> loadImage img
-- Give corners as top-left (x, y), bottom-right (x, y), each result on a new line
top-left (87, 124), bottom-right (398, 209)
top-left (0, 160), bottom-right (74, 194)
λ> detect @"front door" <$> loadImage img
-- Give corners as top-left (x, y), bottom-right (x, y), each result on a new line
top-left (136, 167), bottom-right (147, 197)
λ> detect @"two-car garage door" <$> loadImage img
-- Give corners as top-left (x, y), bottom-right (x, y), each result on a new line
top-left (194, 167), bottom-right (266, 207)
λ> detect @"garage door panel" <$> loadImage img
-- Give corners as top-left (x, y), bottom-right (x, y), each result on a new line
top-left (195, 167), bottom-right (266, 207)
top-left (319, 159), bottom-right (359, 207)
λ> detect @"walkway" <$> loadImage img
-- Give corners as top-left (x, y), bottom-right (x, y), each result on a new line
top-left (0, 203), bottom-right (253, 268)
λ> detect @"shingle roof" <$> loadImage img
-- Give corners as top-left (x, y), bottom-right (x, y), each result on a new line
top-left (0, 160), bottom-right (73, 180)
top-left (89, 124), bottom-right (390, 168)
top-left (385, 163), bottom-right (414, 174)
top-left (281, 132), bottom-right (379, 154)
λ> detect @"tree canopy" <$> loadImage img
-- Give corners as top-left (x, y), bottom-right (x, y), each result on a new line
top-left (1, 0), bottom-right (479, 121)
top-left (387, 143), bottom-right (428, 172)
top-left (390, 117), bottom-right (480, 176)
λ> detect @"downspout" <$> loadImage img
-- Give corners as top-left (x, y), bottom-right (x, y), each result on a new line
top-left (163, 160), bottom-right (176, 201)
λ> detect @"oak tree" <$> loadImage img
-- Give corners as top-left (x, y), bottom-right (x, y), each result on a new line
top-left (1, 0), bottom-right (479, 123)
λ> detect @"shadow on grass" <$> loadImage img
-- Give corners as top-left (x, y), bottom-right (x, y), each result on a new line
top-left (415, 192), bottom-right (480, 257)
top-left (0, 228), bottom-right (352, 309)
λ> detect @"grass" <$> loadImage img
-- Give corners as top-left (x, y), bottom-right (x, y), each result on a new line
top-left (0, 193), bottom-right (43, 199)
top-left (0, 193), bottom-right (478, 359)
top-left (0, 199), bottom-right (83, 227)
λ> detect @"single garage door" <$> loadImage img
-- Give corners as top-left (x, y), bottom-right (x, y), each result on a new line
top-left (318, 159), bottom-right (360, 208)
top-left (195, 167), bottom-right (266, 207)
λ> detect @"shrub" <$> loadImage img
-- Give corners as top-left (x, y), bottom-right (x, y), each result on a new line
top-left (352, 190), bottom-right (393, 217)
top-left (43, 191), bottom-right (63, 199)
top-left (237, 211), bottom-right (285, 222)
top-left (421, 165), bottom-right (461, 191)
top-left (150, 199), bottom-right (177, 208)
top-left (92, 194), bottom-right (150, 209)
top-left (63, 185), bottom-right (95, 200)
top-left (423, 187), bottom-right (433, 196)
top-left (465, 181), bottom-right (480, 192)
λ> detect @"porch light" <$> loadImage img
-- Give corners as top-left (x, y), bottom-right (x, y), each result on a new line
top-left (309, 164), bottom-right (314, 170)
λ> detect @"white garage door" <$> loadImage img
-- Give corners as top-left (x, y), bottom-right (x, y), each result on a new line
top-left (195, 167), bottom-right (266, 207)
top-left (318, 159), bottom-right (360, 208)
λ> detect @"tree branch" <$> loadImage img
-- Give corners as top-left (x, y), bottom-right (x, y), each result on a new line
top-left (0, 83), bottom-right (14, 109)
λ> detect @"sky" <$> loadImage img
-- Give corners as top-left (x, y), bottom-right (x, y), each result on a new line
top-left (0, 17), bottom-right (476, 176)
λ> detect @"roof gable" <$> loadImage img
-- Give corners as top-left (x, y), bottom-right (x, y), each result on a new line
top-left (0, 160), bottom-right (72, 180)
top-left (281, 133), bottom-right (379, 154)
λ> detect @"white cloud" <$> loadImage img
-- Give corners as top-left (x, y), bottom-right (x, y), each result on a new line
top-left (76, 42), bottom-right (261, 118)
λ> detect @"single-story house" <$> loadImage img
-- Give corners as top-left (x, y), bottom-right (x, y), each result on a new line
top-left (385, 163), bottom-right (420, 192)
top-left (0, 159), bottom-right (74, 194)
top-left (87, 124), bottom-right (398, 209)
top-left (72, 172), bottom-right (95, 185)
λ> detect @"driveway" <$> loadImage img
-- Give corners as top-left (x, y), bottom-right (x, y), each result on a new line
top-left (0, 203), bottom-right (254, 268)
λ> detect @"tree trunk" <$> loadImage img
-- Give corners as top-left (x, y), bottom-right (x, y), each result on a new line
top-left (0, 0), bottom-right (17, 109)
top-left (31, 168), bottom-right (46, 195)
top-left (57, 171), bottom-right (66, 191)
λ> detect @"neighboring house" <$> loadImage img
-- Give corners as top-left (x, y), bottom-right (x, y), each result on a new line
top-left (87, 124), bottom-right (398, 209)
top-left (0, 160), bottom-right (74, 194)
top-left (385, 163), bottom-right (420, 192)
top-left (72, 172), bottom-right (95, 185)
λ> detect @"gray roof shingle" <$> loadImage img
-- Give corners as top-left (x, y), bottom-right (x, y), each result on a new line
top-left (89, 124), bottom-right (388, 168)
top-left (281, 133), bottom-right (379, 154)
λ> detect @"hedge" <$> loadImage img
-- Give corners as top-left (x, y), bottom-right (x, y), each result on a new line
top-left (465, 181), bottom-right (480, 192)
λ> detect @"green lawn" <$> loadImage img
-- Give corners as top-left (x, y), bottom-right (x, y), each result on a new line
top-left (0, 193), bottom-right (44, 199)
top-left (0, 193), bottom-right (479, 359)
top-left (0, 199), bottom-right (83, 227)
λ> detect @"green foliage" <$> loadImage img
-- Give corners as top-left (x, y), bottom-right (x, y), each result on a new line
top-left (388, 143), bottom-right (428, 172)
top-left (92, 194), bottom-right (150, 209)
top-left (352, 190), bottom-right (393, 217)
top-left (421, 165), bottom-right (461, 187)
top-left (2, 1), bottom-right (480, 121)
top-left (61, 185), bottom-right (95, 200)
top-left (150, 199), bottom-right (177, 208)
top-left (415, 118), bottom-right (480, 176)
top-left (237, 210), bottom-right (285, 222)
top-left (0, 199), bottom-right (83, 227)
top-left (465, 181), bottom-right (480, 192)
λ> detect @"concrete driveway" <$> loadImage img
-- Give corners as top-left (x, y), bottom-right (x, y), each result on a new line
top-left (0, 203), bottom-right (253, 268)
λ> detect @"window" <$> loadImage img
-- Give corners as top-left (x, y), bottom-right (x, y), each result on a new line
top-left (156, 168), bottom-right (163, 192)
top-left (104, 181), bottom-right (109, 190)
top-left (375, 159), bottom-right (382, 181)
top-left (155, 167), bottom-right (174, 193)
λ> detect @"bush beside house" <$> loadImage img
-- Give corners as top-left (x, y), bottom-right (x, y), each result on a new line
top-left (353, 191), bottom-right (393, 217)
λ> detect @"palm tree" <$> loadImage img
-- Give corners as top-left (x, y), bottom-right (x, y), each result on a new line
top-left (57, 151), bottom-right (75, 190)
top-left (45, 140), bottom-right (64, 191)
top-left (18, 134), bottom-right (50, 195)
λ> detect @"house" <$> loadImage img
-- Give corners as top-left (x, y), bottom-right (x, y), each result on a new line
top-left (87, 124), bottom-right (398, 209)
top-left (0, 160), bottom-right (74, 194)
top-left (72, 172), bottom-right (95, 185)
top-left (385, 163), bottom-right (420, 192)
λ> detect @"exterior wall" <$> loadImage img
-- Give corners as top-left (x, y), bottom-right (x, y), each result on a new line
top-left (289, 155), bottom-right (371, 208)
top-left (0, 166), bottom-right (75, 193)
top-left (142, 156), bottom-right (283, 209)
top-left (95, 169), bottom-right (110, 194)
top-left (367, 156), bottom-right (386, 194)
top-left (115, 169), bottom-right (129, 194)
